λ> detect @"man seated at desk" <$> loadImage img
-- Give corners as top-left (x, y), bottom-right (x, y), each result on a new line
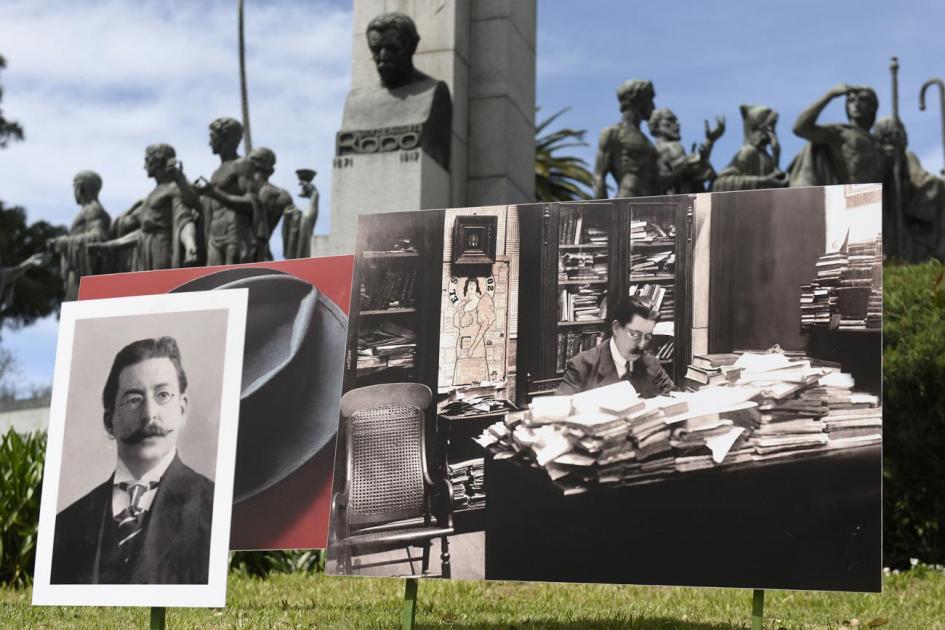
top-left (557, 296), bottom-right (673, 397)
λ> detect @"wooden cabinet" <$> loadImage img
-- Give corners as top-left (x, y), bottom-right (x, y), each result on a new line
top-left (517, 196), bottom-right (694, 401)
top-left (344, 211), bottom-right (445, 395)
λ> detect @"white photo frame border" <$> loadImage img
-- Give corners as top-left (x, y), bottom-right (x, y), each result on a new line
top-left (31, 289), bottom-right (248, 608)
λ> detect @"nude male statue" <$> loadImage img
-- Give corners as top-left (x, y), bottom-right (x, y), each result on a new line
top-left (195, 117), bottom-right (260, 265)
top-left (594, 80), bottom-right (700, 199)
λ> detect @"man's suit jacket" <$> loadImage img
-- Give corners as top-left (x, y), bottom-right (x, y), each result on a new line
top-left (556, 340), bottom-right (674, 397)
top-left (51, 454), bottom-right (214, 584)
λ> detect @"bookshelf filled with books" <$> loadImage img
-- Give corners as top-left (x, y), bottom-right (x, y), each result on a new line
top-left (619, 197), bottom-right (693, 385)
top-left (554, 203), bottom-right (615, 376)
top-left (517, 197), bottom-right (693, 401)
top-left (345, 212), bottom-right (444, 393)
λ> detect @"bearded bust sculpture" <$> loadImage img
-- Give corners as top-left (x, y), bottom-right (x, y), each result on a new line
top-left (336, 12), bottom-right (452, 171)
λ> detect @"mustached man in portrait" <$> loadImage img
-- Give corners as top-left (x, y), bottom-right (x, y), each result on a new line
top-left (51, 336), bottom-right (213, 584)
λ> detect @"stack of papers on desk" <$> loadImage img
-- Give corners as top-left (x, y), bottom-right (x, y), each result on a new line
top-left (473, 352), bottom-right (880, 493)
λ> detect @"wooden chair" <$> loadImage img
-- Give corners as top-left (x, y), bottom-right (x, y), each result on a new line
top-left (331, 383), bottom-right (453, 577)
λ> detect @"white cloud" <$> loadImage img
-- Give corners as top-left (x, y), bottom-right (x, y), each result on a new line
top-left (0, 0), bottom-right (352, 387)
top-left (0, 0), bottom-right (352, 241)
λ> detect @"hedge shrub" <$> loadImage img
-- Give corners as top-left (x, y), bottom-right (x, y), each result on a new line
top-left (883, 260), bottom-right (945, 568)
top-left (0, 428), bottom-right (45, 586)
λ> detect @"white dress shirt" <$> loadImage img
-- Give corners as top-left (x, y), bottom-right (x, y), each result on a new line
top-left (112, 448), bottom-right (177, 517)
top-left (610, 337), bottom-right (631, 378)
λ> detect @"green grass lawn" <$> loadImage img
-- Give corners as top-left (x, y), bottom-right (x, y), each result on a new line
top-left (2, 566), bottom-right (944, 629)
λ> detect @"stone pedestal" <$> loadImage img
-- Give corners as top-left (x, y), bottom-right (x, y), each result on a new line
top-left (313, 150), bottom-right (450, 257)
top-left (314, 0), bottom-right (536, 256)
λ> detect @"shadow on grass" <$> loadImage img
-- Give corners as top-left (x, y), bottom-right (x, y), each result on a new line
top-left (416, 618), bottom-right (741, 629)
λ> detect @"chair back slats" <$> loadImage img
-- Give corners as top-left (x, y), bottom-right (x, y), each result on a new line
top-left (347, 403), bottom-right (427, 527)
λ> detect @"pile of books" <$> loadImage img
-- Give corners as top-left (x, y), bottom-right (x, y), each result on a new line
top-left (448, 458), bottom-right (486, 510)
top-left (732, 352), bottom-right (881, 458)
top-left (558, 286), bottom-right (607, 322)
top-left (801, 236), bottom-right (882, 330)
top-left (866, 289), bottom-right (882, 329)
top-left (555, 330), bottom-right (604, 372)
top-left (684, 353), bottom-right (743, 389)
top-left (361, 269), bottom-right (418, 311)
top-left (559, 252), bottom-right (608, 282)
top-left (630, 220), bottom-right (675, 243)
top-left (475, 351), bottom-right (881, 493)
top-left (630, 251), bottom-right (675, 276)
top-left (559, 212), bottom-right (609, 246)
top-left (474, 382), bottom-right (760, 494)
top-left (356, 321), bottom-right (416, 372)
top-left (628, 283), bottom-right (674, 320)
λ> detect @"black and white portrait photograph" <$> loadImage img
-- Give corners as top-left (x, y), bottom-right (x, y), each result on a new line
top-left (32, 290), bottom-right (247, 607)
top-left (328, 185), bottom-right (882, 593)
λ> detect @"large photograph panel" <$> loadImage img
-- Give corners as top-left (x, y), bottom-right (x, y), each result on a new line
top-left (32, 291), bottom-right (247, 607)
top-left (327, 185), bottom-right (881, 592)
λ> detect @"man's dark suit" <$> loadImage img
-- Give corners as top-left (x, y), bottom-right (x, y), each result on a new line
top-left (556, 339), bottom-right (674, 397)
top-left (51, 454), bottom-right (214, 584)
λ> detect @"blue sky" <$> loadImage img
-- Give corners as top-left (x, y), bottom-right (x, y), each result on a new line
top-left (1, 0), bottom-right (943, 391)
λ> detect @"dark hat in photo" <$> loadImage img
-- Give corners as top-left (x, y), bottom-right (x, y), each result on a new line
top-left (172, 267), bottom-right (347, 502)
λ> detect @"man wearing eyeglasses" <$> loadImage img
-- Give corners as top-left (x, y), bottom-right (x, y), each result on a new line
top-left (557, 296), bottom-right (674, 397)
top-left (51, 336), bottom-right (213, 584)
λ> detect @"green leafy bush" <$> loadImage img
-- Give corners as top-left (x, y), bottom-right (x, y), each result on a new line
top-left (229, 549), bottom-right (325, 577)
top-left (883, 260), bottom-right (945, 568)
top-left (0, 428), bottom-right (45, 586)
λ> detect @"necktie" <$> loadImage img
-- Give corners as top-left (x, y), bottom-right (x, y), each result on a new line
top-left (114, 481), bottom-right (159, 563)
top-left (623, 360), bottom-right (633, 381)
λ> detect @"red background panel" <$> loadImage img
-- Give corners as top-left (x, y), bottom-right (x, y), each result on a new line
top-left (78, 256), bottom-right (354, 550)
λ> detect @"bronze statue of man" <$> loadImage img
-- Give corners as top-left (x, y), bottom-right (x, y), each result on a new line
top-left (246, 147), bottom-right (292, 261)
top-left (594, 80), bottom-right (699, 199)
top-left (648, 108), bottom-right (724, 193)
top-left (874, 117), bottom-right (945, 261)
top-left (49, 170), bottom-right (111, 301)
top-left (713, 105), bottom-right (788, 192)
top-left (89, 145), bottom-right (200, 271)
top-left (788, 84), bottom-right (886, 186)
top-left (337, 12), bottom-right (452, 169)
top-left (281, 169), bottom-right (319, 260)
top-left (196, 117), bottom-right (261, 265)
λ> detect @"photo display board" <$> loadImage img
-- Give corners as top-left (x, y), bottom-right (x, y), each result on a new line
top-left (77, 256), bottom-right (353, 551)
top-left (326, 185), bottom-right (882, 592)
top-left (33, 291), bottom-right (247, 607)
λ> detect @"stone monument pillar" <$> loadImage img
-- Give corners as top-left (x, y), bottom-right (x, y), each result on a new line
top-left (313, 0), bottom-right (536, 257)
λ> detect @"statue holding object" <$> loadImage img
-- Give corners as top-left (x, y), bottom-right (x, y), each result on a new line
top-left (281, 168), bottom-right (319, 260)
top-left (713, 105), bottom-right (788, 191)
top-left (649, 108), bottom-right (725, 193)
top-left (48, 170), bottom-right (111, 301)
top-left (874, 117), bottom-right (945, 261)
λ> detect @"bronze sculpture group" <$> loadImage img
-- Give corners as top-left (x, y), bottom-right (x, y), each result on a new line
top-left (17, 12), bottom-right (942, 305)
top-left (594, 78), bottom-right (945, 260)
top-left (47, 117), bottom-right (320, 298)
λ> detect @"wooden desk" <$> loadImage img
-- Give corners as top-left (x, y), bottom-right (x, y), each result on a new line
top-left (484, 444), bottom-right (881, 592)
top-left (438, 410), bottom-right (506, 534)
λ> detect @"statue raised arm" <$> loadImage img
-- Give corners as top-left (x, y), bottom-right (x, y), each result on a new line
top-left (788, 84), bottom-right (886, 186)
